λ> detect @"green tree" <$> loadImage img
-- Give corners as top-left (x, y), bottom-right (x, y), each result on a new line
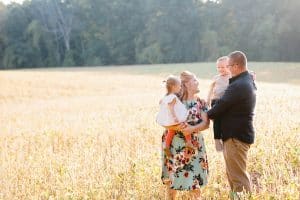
top-left (0, 0), bottom-right (300, 68)
top-left (0, 2), bottom-right (6, 67)
top-left (136, 0), bottom-right (204, 63)
top-left (2, 3), bottom-right (35, 68)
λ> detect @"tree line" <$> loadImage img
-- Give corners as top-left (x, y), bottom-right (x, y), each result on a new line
top-left (0, 0), bottom-right (299, 69)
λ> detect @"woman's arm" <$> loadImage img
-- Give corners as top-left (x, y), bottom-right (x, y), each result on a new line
top-left (181, 111), bottom-right (210, 135)
top-left (168, 98), bottom-right (179, 123)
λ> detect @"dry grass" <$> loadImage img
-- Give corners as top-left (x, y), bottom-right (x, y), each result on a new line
top-left (0, 67), bottom-right (299, 199)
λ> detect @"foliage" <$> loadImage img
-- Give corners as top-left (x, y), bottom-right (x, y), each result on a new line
top-left (0, 0), bottom-right (300, 68)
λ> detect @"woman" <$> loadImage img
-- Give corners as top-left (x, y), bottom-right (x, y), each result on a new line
top-left (161, 71), bottom-right (210, 200)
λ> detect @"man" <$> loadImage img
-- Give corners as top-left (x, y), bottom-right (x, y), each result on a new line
top-left (207, 51), bottom-right (257, 195)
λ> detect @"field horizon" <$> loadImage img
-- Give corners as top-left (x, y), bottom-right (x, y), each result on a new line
top-left (5, 62), bottom-right (300, 85)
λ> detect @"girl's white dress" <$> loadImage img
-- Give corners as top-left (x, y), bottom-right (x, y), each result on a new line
top-left (156, 94), bottom-right (188, 126)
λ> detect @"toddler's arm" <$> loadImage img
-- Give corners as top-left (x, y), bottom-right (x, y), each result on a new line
top-left (207, 81), bottom-right (215, 107)
top-left (168, 97), bottom-right (179, 123)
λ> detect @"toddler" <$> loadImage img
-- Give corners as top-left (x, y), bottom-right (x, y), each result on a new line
top-left (156, 75), bottom-right (190, 157)
top-left (207, 56), bottom-right (231, 151)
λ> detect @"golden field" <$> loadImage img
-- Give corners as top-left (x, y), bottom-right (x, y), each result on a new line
top-left (0, 65), bottom-right (299, 199)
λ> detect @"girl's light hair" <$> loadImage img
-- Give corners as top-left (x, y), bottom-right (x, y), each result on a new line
top-left (164, 75), bottom-right (181, 95)
top-left (179, 71), bottom-right (195, 101)
top-left (216, 56), bottom-right (228, 64)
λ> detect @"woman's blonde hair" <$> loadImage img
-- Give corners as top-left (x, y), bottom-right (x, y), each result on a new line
top-left (164, 75), bottom-right (181, 95)
top-left (180, 71), bottom-right (196, 101)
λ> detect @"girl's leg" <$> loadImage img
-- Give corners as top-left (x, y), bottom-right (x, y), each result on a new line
top-left (165, 130), bottom-right (176, 158)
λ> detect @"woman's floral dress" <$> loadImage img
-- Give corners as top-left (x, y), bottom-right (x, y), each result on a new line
top-left (161, 99), bottom-right (209, 190)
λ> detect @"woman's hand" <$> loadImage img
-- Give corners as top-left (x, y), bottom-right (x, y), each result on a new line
top-left (179, 111), bottom-right (210, 135)
top-left (180, 123), bottom-right (195, 136)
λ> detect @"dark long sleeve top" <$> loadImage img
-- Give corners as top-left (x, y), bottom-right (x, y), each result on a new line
top-left (207, 71), bottom-right (257, 144)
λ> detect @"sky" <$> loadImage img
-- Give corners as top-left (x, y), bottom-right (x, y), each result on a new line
top-left (0, 0), bottom-right (24, 5)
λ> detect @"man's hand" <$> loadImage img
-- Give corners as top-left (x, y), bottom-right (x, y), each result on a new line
top-left (214, 139), bottom-right (223, 152)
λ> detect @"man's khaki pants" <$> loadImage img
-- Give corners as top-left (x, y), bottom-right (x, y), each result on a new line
top-left (223, 138), bottom-right (251, 192)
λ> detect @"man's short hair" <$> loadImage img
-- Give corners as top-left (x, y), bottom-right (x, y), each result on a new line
top-left (228, 51), bottom-right (247, 68)
top-left (216, 56), bottom-right (228, 64)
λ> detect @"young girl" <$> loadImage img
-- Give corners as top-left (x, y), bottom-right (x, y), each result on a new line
top-left (156, 75), bottom-right (190, 157)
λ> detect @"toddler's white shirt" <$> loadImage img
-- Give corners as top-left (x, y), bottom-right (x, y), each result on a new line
top-left (156, 94), bottom-right (188, 126)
